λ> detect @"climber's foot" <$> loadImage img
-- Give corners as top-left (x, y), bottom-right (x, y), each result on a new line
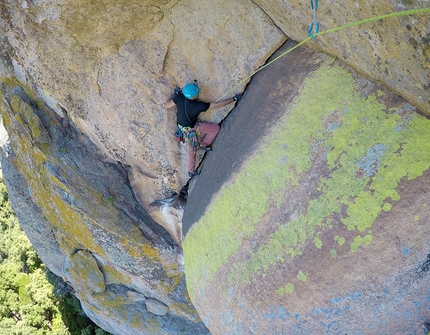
top-left (188, 170), bottom-right (200, 178)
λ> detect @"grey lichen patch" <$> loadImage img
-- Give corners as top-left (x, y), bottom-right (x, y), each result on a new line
top-left (356, 143), bottom-right (386, 178)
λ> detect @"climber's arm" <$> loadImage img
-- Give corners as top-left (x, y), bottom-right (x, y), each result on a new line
top-left (208, 94), bottom-right (242, 110)
top-left (208, 98), bottom-right (235, 110)
top-left (164, 99), bottom-right (175, 109)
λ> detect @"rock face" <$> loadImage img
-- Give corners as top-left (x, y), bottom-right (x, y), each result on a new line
top-left (0, 2), bottom-right (285, 333)
top-left (0, 82), bottom-right (209, 334)
top-left (182, 41), bottom-right (430, 334)
top-left (0, 0), bottom-right (286, 242)
top-left (0, 0), bottom-right (429, 334)
top-left (255, 0), bottom-right (430, 115)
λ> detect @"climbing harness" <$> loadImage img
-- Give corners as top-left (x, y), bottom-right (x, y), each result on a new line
top-left (216, 7), bottom-right (430, 102)
top-left (308, 0), bottom-right (319, 38)
top-left (186, 128), bottom-right (199, 151)
top-left (176, 124), bottom-right (201, 151)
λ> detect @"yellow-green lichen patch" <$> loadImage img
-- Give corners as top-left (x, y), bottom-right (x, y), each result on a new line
top-left (228, 62), bottom-right (430, 286)
top-left (297, 270), bottom-right (308, 282)
top-left (285, 283), bottom-right (294, 294)
top-left (49, 195), bottom-right (105, 254)
top-left (169, 302), bottom-right (202, 323)
top-left (101, 264), bottom-right (133, 286)
top-left (350, 233), bottom-right (373, 252)
top-left (314, 235), bottom-right (323, 249)
top-left (183, 58), bottom-right (430, 299)
top-left (276, 287), bottom-right (285, 296)
top-left (334, 235), bottom-right (346, 246)
top-left (4, 98), bottom-right (104, 253)
top-left (69, 250), bottom-right (105, 293)
top-left (275, 282), bottom-right (295, 296)
top-left (383, 203), bottom-right (392, 212)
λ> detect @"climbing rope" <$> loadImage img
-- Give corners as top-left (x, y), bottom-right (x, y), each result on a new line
top-left (216, 7), bottom-right (430, 102)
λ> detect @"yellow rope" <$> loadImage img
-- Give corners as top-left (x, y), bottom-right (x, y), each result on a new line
top-left (216, 7), bottom-right (430, 102)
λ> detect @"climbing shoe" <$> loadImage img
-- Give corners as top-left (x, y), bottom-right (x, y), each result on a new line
top-left (233, 94), bottom-right (242, 102)
top-left (188, 170), bottom-right (200, 178)
top-left (199, 146), bottom-right (212, 152)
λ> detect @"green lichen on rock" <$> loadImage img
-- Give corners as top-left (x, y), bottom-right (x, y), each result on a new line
top-left (350, 233), bottom-right (373, 252)
top-left (334, 235), bottom-right (346, 246)
top-left (275, 282), bottom-right (294, 296)
top-left (383, 203), bottom-right (392, 212)
top-left (285, 283), bottom-right (294, 294)
top-left (69, 250), bottom-right (106, 293)
top-left (314, 235), bottom-right (323, 249)
top-left (297, 270), bottom-right (308, 282)
top-left (1, 82), bottom-right (166, 264)
top-left (183, 57), bottom-right (430, 300)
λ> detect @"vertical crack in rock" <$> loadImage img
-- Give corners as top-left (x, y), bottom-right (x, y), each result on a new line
top-left (250, 0), bottom-right (287, 36)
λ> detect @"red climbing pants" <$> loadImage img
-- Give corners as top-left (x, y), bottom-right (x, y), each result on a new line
top-left (188, 122), bottom-right (220, 172)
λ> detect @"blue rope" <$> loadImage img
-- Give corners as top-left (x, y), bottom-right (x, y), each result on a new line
top-left (308, 0), bottom-right (319, 38)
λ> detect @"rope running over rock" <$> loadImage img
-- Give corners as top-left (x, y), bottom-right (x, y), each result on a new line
top-left (216, 7), bottom-right (430, 102)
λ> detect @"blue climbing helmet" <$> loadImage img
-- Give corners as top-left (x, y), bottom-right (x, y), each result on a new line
top-left (182, 83), bottom-right (200, 99)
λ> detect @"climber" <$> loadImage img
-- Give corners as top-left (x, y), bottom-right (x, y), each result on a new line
top-left (165, 82), bottom-right (242, 178)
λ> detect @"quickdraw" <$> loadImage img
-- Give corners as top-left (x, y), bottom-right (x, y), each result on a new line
top-left (308, 0), bottom-right (319, 38)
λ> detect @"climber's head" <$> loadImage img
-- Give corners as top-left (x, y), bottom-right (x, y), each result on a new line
top-left (182, 83), bottom-right (200, 99)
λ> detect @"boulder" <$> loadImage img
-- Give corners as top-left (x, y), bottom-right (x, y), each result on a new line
top-left (182, 41), bottom-right (430, 334)
top-left (146, 298), bottom-right (170, 316)
top-left (68, 250), bottom-right (106, 294)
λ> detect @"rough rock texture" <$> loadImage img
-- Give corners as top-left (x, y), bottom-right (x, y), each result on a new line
top-left (255, 0), bottom-right (430, 115)
top-left (183, 41), bottom-right (430, 334)
top-left (0, 82), bottom-right (209, 334)
top-left (0, 0), bottom-right (286, 213)
top-left (0, 0), bottom-right (429, 334)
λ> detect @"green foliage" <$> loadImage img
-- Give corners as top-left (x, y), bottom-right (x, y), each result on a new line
top-left (0, 178), bottom-right (111, 335)
top-left (57, 293), bottom-right (104, 335)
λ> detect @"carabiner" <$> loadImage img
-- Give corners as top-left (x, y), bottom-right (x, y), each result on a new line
top-left (310, 0), bottom-right (318, 10)
top-left (308, 21), bottom-right (319, 38)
